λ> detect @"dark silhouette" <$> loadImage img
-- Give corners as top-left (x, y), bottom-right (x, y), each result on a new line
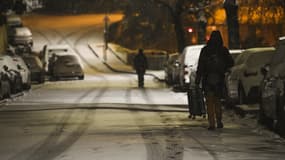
top-left (195, 30), bottom-right (234, 130)
top-left (14, 0), bottom-right (26, 15)
top-left (133, 49), bottom-right (148, 88)
top-left (48, 53), bottom-right (57, 75)
top-left (224, 0), bottom-right (240, 49)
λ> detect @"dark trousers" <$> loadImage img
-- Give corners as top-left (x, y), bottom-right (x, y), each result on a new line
top-left (205, 93), bottom-right (222, 128)
top-left (137, 72), bottom-right (144, 88)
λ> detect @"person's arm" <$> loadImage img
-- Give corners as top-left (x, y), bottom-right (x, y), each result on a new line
top-left (195, 48), bottom-right (206, 85)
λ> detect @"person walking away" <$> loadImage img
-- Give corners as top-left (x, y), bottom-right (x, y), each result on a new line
top-left (134, 49), bottom-right (148, 88)
top-left (195, 30), bottom-right (234, 130)
top-left (48, 53), bottom-right (57, 76)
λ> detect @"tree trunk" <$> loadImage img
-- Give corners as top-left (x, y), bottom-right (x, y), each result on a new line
top-left (197, 21), bottom-right (207, 44)
top-left (224, 2), bottom-right (240, 49)
top-left (173, 14), bottom-right (186, 53)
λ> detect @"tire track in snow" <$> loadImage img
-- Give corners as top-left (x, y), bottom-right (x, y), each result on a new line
top-left (140, 89), bottom-right (184, 160)
top-left (7, 88), bottom-right (96, 160)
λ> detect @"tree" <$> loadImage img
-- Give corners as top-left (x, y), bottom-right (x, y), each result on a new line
top-left (224, 0), bottom-right (240, 49)
top-left (146, 0), bottom-right (192, 53)
top-left (188, 0), bottom-right (211, 44)
top-left (238, 0), bottom-right (285, 48)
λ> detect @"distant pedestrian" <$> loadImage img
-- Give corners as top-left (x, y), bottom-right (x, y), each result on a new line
top-left (133, 49), bottom-right (148, 88)
top-left (195, 30), bottom-right (234, 130)
top-left (48, 53), bottom-right (57, 75)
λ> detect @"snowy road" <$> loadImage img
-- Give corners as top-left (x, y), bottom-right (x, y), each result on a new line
top-left (0, 14), bottom-right (285, 160)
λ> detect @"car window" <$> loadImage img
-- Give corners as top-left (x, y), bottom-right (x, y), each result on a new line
top-left (57, 56), bottom-right (78, 63)
top-left (184, 47), bottom-right (202, 67)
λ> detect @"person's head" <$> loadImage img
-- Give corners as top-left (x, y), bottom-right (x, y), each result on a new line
top-left (207, 30), bottom-right (223, 47)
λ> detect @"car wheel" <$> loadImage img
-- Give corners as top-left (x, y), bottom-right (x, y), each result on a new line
top-left (10, 82), bottom-right (17, 94)
top-left (167, 73), bottom-right (173, 85)
top-left (38, 76), bottom-right (45, 83)
top-left (16, 78), bottom-right (23, 93)
top-left (26, 83), bottom-right (31, 90)
top-left (79, 75), bottom-right (84, 80)
top-left (6, 86), bottom-right (11, 98)
top-left (238, 83), bottom-right (246, 104)
top-left (248, 86), bottom-right (260, 104)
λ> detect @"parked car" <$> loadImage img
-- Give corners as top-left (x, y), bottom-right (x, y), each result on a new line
top-left (164, 53), bottom-right (179, 85)
top-left (10, 55), bottom-right (31, 89)
top-left (0, 71), bottom-right (11, 99)
top-left (22, 55), bottom-right (45, 83)
top-left (225, 47), bottom-right (275, 105)
top-left (259, 36), bottom-right (285, 137)
top-left (0, 57), bottom-right (22, 94)
top-left (6, 15), bottom-right (22, 28)
top-left (229, 49), bottom-right (243, 60)
top-left (41, 44), bottom-right (77, 73)
top-left (174, 45), bottom-right (205, 91)
top-left (50, 55), bottom-right (84, 80)
top-left (1, 54), bottom-right (31, 90)
top-left (9, 27), bottom-right (33, 47)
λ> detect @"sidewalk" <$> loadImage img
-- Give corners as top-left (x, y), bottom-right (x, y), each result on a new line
top-left (88, 43), bottom-right (166, 81)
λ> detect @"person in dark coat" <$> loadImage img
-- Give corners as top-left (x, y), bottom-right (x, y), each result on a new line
top-left (195, 30), bottom-right (234, 130)
top-left (48, 53), bottom-right (57, 76)
top-left (133, 49), bottom-right (148, 88)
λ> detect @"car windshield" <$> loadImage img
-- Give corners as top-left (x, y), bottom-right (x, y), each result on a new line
top-left (57, 55), bottom-right (78, 63)
top-left (184, 48), bottom-right (202, 67)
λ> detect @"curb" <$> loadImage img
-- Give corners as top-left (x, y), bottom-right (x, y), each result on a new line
top-left (87, 44), bottom-right (164, 82)
top-left (0, 92), bottom-right (24, 106)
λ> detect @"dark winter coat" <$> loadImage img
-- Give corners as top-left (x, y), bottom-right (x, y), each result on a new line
top-left (134, 51), bottom-right (148, 74)
top-left (195, 31), bottom-right (234, 97)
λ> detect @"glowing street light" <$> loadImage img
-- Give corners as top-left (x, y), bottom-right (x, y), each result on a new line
top-left (187, 27), bottom-right (193, 33)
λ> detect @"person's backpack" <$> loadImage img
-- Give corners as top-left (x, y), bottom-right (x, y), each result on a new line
top-left (204, 53), bottom-right (226, 85)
